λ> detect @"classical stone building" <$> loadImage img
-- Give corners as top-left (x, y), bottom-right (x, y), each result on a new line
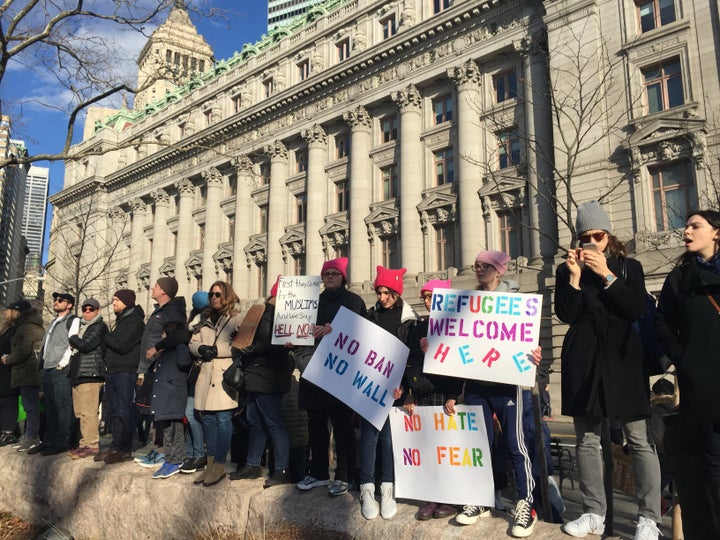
top-left (48, 0), bottom-right (720, 392)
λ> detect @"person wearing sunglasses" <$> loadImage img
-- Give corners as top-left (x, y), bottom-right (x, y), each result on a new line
top-left (556, 201), bottom-right (661, 539)
top-left (67, 298), bottom-right (109, 459)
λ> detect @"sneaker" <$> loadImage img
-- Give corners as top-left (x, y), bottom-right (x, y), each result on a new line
top-left (360, 483), bottom-right (379, 520)
top-left (229, 464), bottom-right (264, 481)
top-left (328, 480), bottom-right (350, 497)
top-left (296, 475), bottom-right (331, 491)
top-left (16, 438), bottom-right (40, 452)
top-left (562, 513), bottom-right (605, 538)
top-left (380, 482), bottom-right (397, 519)
top-left (511, 499), bottom-right (537, 538)
top-left (456, 505), bottom-right (491, 525)
top-left (264, 469), bottom-right (291, 489)
top-left (25, 441), bottom-right (48, 455)
top-left (180, 457), bottom-right (200, 473)
top-left (11, 437), bottom-right (27, 450)
top-left (0, 432), bottom-right (17, 446)
top-left (136, 449), bottom-right (165, 469)
top-left (134, 448), bottom-right (157, 464)
top-left (152, 462), bottom-right (181, 479)
top-left (633, 516), bottom-right (660, 540)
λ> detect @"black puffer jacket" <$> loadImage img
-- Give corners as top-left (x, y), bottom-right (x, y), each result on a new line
top-left (0, 322), bottom-right (16, 395)
top-left (4, 309), bottom-right (44, 388)
top-left (104, 305), bottom-right (145, 374)
top-left (68, 315), bottom-right (108, 385)
top-left (241, 301), bottom-right (294, 395)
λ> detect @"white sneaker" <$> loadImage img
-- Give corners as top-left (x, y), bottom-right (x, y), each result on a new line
top-left (295, 475), bottom-right (331, 491)
top-left (360, 482), bottom-right (379, 520)
top-left (634, 516), bottom-right (660, 540)
top-left (562, 513), bottom-right (605, 537)
top-left (380, 482), bottom-right (397, 519)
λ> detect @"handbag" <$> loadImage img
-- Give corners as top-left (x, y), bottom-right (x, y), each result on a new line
top-left (223, 360), bottom-right (245, 393)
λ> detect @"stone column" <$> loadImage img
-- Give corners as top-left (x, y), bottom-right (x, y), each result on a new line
top-left (391, 84), bottom-right (424, 272)
top-left (342, 106), bottom-right (373, 283)
top-left (301, 124), bottom-right (328, 271)
top-left (202, 167), bottom-right (224, 288)
top-left (175, 179), bottom-right (195, 299)
top-left (264, 141), bottom-right (289, 283)
top-left (149, 189), bottom-right (170, 290)
top-left (108, 206), bottom-right (129, 295)
top-left (128, 198), bottom-right (148, 292)
top-left (449, 59), bottom-right (485, 269)
top-left (232, 156), bottom-right (254, 298)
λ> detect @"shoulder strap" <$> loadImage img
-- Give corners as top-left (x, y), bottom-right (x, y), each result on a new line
top-left (707, 294), bottom-right (720, 315)
top-left (620, 256), bottom-right (629, 282)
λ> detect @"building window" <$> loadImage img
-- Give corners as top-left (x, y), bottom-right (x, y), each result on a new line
top-left (228, 216), bottom-right (235, 242)
top-left (434, 149), bottom-right (454, 185)
top-left (381, 115), bottom-right (398, 143)
top-left (336, 180), bottom-right (348, 212)
top-left (381, 15), bottom-right (397, 39)
top-left (643, 59), bottom-right (683, 114)
top-left (263, 78), bottom-right (274, 98)
top-left (260, 162), bottom-right (270, 185)
top-left (382, 165), bottom-right (398, 200)
top-left (228, 173), bottom-right (237, 197)
top-left (257, 263), bottom-right (266, 299)
top-left (498, 209), bottom-right (524, 258)
top-left (434, 0), bottom-right (451, 14)
top-left (337, 39), bottom-right (350, 61)
top-left (433, 95), bottom-right (453, 125)
top-left (296, 150), bottom-right (308, 173)
top-left (296, 193), bottom-right (307, 223)
top-left (381, 236), bottom-right (399, 269)
top-left (435, 224), bottom-right (455, 270)
top-left (494, 71), bottom-right (517, 103)
top-left (232, 95), bottom-right (242, 114)
top-left (196, 224), bottom-right (205, 250)
top-left (336, 133), bottom-right (350, 159)
top-left (259, 205), bottom-right (268, 233)
top-left (651, 160), bottom-right (696, 231)
top-left (298, 59), bottom-right (310, 81)
top-left (498, 130), bottom-right (521, 169)
top-left (198, 60), bottom-right (205, 73)
top-left (637, 0), bottom-right (676, 33)
top-left (292, 256), bottom-right (306, 276)
top-left (203, 110), bottom-right (212, 127)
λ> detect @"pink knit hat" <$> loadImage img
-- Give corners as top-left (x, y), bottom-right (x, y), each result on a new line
top-left (475, 250), bottom-right (511, 276)
top-left (269, 275), bottom-right (282, 297)
top-left (420, 278), bottom-right (452, 295)
top-left (374, 265), bottom-right (407, 295)
top-left (321, 257), bottom-right (348, 280)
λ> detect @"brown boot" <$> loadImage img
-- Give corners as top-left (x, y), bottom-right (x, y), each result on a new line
top-left (194, 456), bottom-right (214, 485)
top-left (203, 461), bottom-right (227, 486)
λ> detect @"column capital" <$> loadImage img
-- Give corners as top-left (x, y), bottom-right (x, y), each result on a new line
top-left (201, 167), bottom-right (224, 188)
top-left (232, 155), bottom-right (255, 174)
top-left (343, 106), bottom-right (372, 131)
top-left (151, 189), bottom-right (170, 206)
top-left (263, 140), bottom-right (288, 161)
top-left (130, 198), bottom-right (148, 214)
top-left (513, 30), bottom-right (546, 58)
top-left (448, 59), bottom-right (481, 90)
top-left (301, 124), bottom-right (327, 147)
top-left (176, 178), bottom-right (196, 197)
top-left (108, 206), bottom-right (126, 221)
top-left (391, 84), bottom-right (422, 112)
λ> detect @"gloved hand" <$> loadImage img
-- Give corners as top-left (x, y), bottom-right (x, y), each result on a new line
top-left (198, 345), bottom-right (217, 361)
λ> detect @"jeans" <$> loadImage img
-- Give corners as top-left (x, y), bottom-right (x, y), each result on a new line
top-left (246, 392), bottom-right (290, 470)
top-left (104, 372), bottom-right (136, 452)
top-left (19, 387), bottom-right (39, 438)
top-left (574, 415), bottom-right (661, 522)
top-left (307, 403), bottom-right (356, 482)
top-left (185, 396), bottom-right (205, 458)
top-left (201, 409), bottom-right (233, 464)
top-left (0, 393), bottom-right (19, 433)
top-left (358, 417), bottom-right (393, 484)
top-left (42, 368), bottom-right (73, 447)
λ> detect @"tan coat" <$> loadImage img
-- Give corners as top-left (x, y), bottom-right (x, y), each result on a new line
top-left (189, 311), bottom-right (243, 411)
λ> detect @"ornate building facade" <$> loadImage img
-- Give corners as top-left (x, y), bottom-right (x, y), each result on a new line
top-left (48, 0), bottom-right (720, 383)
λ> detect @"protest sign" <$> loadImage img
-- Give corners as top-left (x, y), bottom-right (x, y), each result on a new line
top-left (390, 405), bottom-right (494, 506)
top-left (423, 288), bottom-right (541, 387)
top-left (301, 306), bottom-right (408, 430)
top-left (271, 275), bottom-right (321, 346)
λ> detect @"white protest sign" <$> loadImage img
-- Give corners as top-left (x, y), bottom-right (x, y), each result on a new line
top-left (423, 288), bottom-right (541, 387)
top-left (272, 275), bottom-right (321, 346)
top-left (390, 405), bottom-right (494, 506)
top-left (301, 306), bottom-right (408, 430)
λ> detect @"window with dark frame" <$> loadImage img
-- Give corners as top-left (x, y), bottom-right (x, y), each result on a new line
top-left (435, 224), bottom-right (455, 270)
top-left (434, 149), bottom-right (455, 185)
top-left (433, 0), bottom-right (451, 14)
top-left (260, 162), bottom-right (270, 186)
top-left (637, 0), bottom-right (676, 33)
top-left (381, 115), bottom-right (398, 143)
top-left (296, 193), bottom-right (307, 223)
top-left (382, 165), bottom-right (398, 200)
top-left (433, 95), bottom-right (453, 125)
top-left (263, 78), bottom-right (274, 98)
top-left (336, 133), bottom-right (350, 159)
top-left (296, 150), bottom-right (308, 174)
top-left (298, 59), bottom-right (310, 81)
top-left (337, 39), bottom-right (350, 61)
top-left (336, 180), bottom-right (348, 212)
top-left (259, 205), bottom-right (269, 233)
top-left (643, 58), bottom-right (684, 114)
top-left (498, 131), bottom-right (521, 169)
top-left (232, 95), bottom-right (242, 114)
top-left (498, 209), bottom-right (524, 258)
top-left (382, 15), bottom-right (397, 39)
top-left (494, 71), bottom-right (518, 103)
top-left (651, 160), bottom-right (696, 231)
top-left (381, 236), bottom-right (399, 269)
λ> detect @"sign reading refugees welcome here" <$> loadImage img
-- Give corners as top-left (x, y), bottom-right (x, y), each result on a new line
top-left (271, 275), bottom-right (322, 346)
top-left (301, 306), bottom-right (409, 430)
top-left (390, 405), bottom-right (494, 506)
top-left (423, 288), bottom-right (542, 387)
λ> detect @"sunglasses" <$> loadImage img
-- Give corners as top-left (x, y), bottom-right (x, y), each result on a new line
top-left (53, 299), bottom-right (67, 304)
top-left (209, 291), bottom-right (222, 298)
top-left (578, 231), bottom-right (607, 243)
top-left (82, 307), bottom-right (97, 313)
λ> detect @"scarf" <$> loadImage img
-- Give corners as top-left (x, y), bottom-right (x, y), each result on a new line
top-left (696, 253), bottom-right (720, 275)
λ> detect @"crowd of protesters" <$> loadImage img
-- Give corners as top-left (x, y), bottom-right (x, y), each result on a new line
top-left (1, 202), bottom-right (718, 539)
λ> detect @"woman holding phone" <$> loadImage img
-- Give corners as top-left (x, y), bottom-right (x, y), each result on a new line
top-left (555, 201), bottom-right (661, 539)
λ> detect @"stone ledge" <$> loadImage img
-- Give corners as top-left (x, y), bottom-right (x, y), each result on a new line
top-left (0, 447), bottom-right (566, 539)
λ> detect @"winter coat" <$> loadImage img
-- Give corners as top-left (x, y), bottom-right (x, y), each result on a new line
top-left (241, 301), bottom-right (294, 395)
top-left (4, 308), bottom-right (44, 388)
top-left (139, 297), bottom-right (187, 374)
top-left (298, 287), bottom-right (367, 410)
top-left (555, 255), bottom-right (649, 418)
top-left (104, 305), bottom-right (145, 374)
top-left (654, 257), bottom-right (720, 423)
top-left (0, 322), bottom-right (16, 395)
top-left (151, 327), bottom-right (192, 421)
top-left (68, 315), bottom-right (108, 386)
top-left (190, 310), bottom-right (243, 411)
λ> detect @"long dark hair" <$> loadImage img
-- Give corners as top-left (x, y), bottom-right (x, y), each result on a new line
top-left (207, 281), bottom-right (240, 317)
top-left (605, 233), bottom-right (627, 258)
top-left (677, 210), bottom-right (720, 266)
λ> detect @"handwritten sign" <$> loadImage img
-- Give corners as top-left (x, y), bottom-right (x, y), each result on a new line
top-left (390, 405), bottom-right (494, 506)
top-left (423, 288), bottom-right (541, 387)
top-left (272, 275), bottom-right (321, 346)
top-left (301, 306), bottom-right (408, 430)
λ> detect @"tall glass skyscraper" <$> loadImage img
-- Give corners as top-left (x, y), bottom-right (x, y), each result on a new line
top-left (268, 0), bottom-right (323, 30)
top-left (21, 166), bottom-right (49, 273)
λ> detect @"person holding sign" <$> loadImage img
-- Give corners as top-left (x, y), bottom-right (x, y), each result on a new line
top-left (295, 257), bottom-right (367, 496)
top-left (359, 266), bottom-right (418, 520)
top-left (457, 250), bottom-right (538, 538)
top-left (556, 201), bottom-right (661, 539)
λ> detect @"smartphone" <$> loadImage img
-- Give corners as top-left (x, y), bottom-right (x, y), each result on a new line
top-left (581, 243), bottom-right (598, 251)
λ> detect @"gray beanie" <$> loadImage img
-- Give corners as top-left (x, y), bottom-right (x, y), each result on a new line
top-left (575, 201), bottom-right (612, 235)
